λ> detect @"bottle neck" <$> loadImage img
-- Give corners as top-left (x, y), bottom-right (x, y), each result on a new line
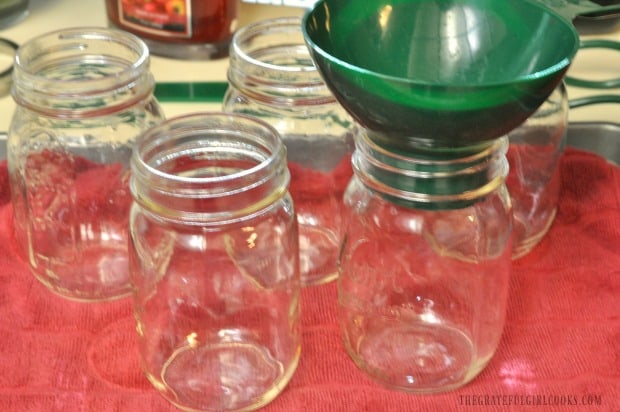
top-left (12, 28), bottom-right (154, 119)
top-left (352, 129), bottom-right (509, 210)
top-left (130, 113), bottom-right (290, 224)
top-left (226, 17), bottom-right (335, 106)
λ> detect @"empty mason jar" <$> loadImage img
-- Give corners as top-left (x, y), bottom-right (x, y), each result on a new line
top-left (338, 131), bottom-right (512, 393)
top-left (507, 82), bottom-right (567, 259)
top-left (129, 113), bottom-right (301, 412)
top-left (222, 17), bottom-right (355, 286)
top-left (8, 27), bottom-right (164, 301)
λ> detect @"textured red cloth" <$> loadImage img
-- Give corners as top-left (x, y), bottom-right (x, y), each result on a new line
top-left (0, 148), bottom-right (618, 412)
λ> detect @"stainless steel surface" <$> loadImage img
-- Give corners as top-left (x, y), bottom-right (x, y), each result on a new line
top-left (567, 121), bottom-right (620, 164)
top-left (0, 123), bottom-right (619, 165)
top-left (575, 17), bottom-right (620, 34)
top-left (0, 132), bottom-right (5, 160)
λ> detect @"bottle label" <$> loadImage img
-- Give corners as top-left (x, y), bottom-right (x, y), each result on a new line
top-left (117, 0), bottom-right (192, 38)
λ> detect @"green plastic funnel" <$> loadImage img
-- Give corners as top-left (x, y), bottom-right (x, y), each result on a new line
top-left (302, 0), bottom-right (614, 150)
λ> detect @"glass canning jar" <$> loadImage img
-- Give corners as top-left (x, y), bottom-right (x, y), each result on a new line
top-left (507, 82), bottom-right (568, 259)
top-left (338, 131), bottom-right (513, 393)
top-left (7, 27), bottom-right (165, 301)
top-left (222, 17), bottom-right (356, 287)
top-left (129, 113), bottom-right (301, 412)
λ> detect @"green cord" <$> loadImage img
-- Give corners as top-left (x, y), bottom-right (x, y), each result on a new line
top-left (154, 81), bottom-right (228, 103)
top-left (569, 94), bottom-right (620, 108)
top-left (565, 39), bottom-right (620, 89)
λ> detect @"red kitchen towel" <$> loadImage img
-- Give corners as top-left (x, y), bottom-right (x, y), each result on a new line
top-left (0, 148), bottom-right (618, 412)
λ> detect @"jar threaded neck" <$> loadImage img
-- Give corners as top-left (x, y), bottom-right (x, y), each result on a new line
top-left (226, 17), bottom-right (335, 107)
top-left (131, 113), bottom-right (290, 225)
top-left (352, 130), bottom-right (509, 210)
top-left (12, 27), bottom-right (153, 118)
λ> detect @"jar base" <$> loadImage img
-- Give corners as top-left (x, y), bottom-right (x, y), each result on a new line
top-left (344, 321), bottom-right (489, 393)
top-left (36, 283), bottom-right (131, 303)
top-left (512, 207), bottom-right (557, 259)
top-left (150, 340), bottom-right (300, 412)
top-left (29, 246), bottom-right (131, 302)
top-left (298, 224), bottom-right (340, 287)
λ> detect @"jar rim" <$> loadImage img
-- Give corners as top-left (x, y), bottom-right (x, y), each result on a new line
top-left (13, 27), bottom-right (151, 102)
top-left (226, 17), bottom-right (337, 105)
top-left (132, 112), bottom-right (285, 185)
top-left (230, 17), bottom-right (318, 75)
top-left (130, 112), bottom-right (290, 223)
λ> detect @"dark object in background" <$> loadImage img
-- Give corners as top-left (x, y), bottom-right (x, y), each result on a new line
top-left (0, 38), bottom-right (18, 98)
top-left (0, 0), bottom-right (29, 29)
top-left (592, 0), bottom-right (620, 5)
top-left (575, 0), bottom-right (620, 34)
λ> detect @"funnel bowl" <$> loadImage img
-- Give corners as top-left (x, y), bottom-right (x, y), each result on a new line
top-left (303, 0), bottom-right (579, 150)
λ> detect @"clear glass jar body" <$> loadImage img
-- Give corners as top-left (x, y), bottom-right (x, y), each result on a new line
top-left (222, 17), bottom-right (355, 287)
top-left (338, 131), bottom-right (513, 393)
top-left (507, 83), bottom-right (567, 259)
top-left (129, 113), bottom-right (301, 412)
top-left (7, 27), bottom-right (164, 301)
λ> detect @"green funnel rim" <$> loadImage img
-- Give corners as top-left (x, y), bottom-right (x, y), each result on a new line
top-left (302, 0), bottom-right (580, 90)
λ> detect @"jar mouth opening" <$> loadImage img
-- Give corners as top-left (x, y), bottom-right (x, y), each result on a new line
top-left (13, 27), bottom-right (150, 96)
top-left (231, 17), bottom-right (318, 75)
top-left (131, 112), bottom-right (287, 190)
top-left (130, 113), bottom-right (290, 223)
top-left (227, 17), bottom-right (335, 104)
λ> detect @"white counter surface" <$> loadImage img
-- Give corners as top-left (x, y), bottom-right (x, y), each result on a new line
top-left (0, 0), bottom-right (619, 132)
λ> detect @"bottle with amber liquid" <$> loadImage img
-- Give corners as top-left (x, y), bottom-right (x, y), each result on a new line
top-left (105, 0), bottom-right (237, 59)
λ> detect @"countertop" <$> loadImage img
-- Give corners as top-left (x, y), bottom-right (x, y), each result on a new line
top-left (1, 0), bottom-right (620, 132)
top-left (0, 0), bottom-right (306, 130)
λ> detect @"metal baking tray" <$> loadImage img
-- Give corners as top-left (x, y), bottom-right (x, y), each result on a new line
top-left (0, 122), bottom-right (618, 164)
top-left (565, 122), bottom-right (620, 164)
